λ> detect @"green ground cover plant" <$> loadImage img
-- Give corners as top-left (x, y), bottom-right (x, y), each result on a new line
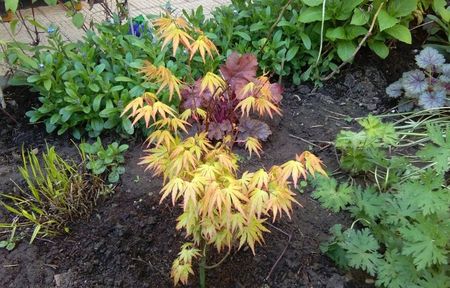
top-left (312, 113), bottom-right (450, 287)
top-left (80, 138), bottom-right (129, 183)
top-left (4, 22), bottom-right (162, 138)
top-left (186, 0), bottom-right (448, 84)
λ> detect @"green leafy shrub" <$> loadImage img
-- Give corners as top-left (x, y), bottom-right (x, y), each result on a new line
top-left (4, 22), bottom-right (158, 138)
top-left (313, 115), bottom-right (450, 287)
top-left (420, 0), bottom-right (450, 55)
top-left (386, 47), bottom-right (449, 110)
top-left (80, 138), bottom-right (129, 183)
top-left (187, 0), bottom-right (438, 83)
top-left (0, 146), bottom-right (108, 244)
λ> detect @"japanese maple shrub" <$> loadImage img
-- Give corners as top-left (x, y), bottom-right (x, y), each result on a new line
top-left (121, 13), bottom-right (326, 286)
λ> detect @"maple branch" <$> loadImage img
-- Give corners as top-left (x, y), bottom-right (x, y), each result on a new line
top-left (264, 223), bottom-right (292, 281)
top-left (205, 250), bottom-right (231, 269)
top-left (320, 2), bottom-right (385, 81)
top-left (258, 0), bottom-right (293, 55)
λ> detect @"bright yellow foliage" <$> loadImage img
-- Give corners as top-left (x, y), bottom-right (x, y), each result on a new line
top-left (190, 33), bottom-right (219, 62)
top-left (141, 62), bottom-right (182, 101)
top-left (123, 13), bottom-right (327, 286)
top-left (200, 72), bottom-right (226, 95)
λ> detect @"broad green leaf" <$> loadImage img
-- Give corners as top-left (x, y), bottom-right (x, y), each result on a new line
top-left (16, 50), bottom-right (38, 69)
top-left (92, 94), bottom-right (103, 112)
top-left (27, 75), bottom-right (41, 83)
top-left (285, 45), bottom-right (299, 61)
top-left (433, 0), bottom-right (450, 22)
top-left (300, 32), bottom-right (312, 49)
top-left (88, 83), bottom-right (100, 92)
top-left (385, 24), bottom-right (412, 44)
top-left (298, 6), bottom-right (330, 23)
top-left (388, 0), bottom-right (417, 17)
top-left (5, 0), bottom-right (19, 12)
top-left (250, 22), bottom-right (266, 31)
top-left (71, 13), bottom-right (84, 29)
top-left (114, 76), bottom-right (133, 82)
top-left (351, 9), bottom-right (370, 25)
top-left (368, 40), bottom-right (389, 58)
top-left (378, 9), bottom-right (399, 32)
top-left (121, 118), bottom-right (134, 135)
top-left (345, 26), bottom-right (368, 40)
top-left (336, 40), bottom-right (356, 61)
top-left (9, 19), bottom-right (18, 34)
top-left (44, 79), bottom-right (52, 91)
top-left (302, 0), bottom-right (323, 6)
top-left (326, 27), bottom-right (346, 41)
top-left (233, 31), bottom-right (251, 41)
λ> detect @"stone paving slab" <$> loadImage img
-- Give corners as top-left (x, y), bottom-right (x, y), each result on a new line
top-left (0, 0), bottom-right (229, 74)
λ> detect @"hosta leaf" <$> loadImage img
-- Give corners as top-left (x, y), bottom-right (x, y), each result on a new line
top-left (377, 9), bottom-right (399, 32)
top-left (387, 0), bottom-right (418, 18)
top-left (385, 24), bottom-right (412, 44)
top-left (369, 40), bottom-right (389, 59)
top-left (336, 40), bottom-right (356, 62)
top-left (351, 9), bottom-right (370, 26)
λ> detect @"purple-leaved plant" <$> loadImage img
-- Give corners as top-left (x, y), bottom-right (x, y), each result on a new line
top-left (386, 47), bottom-right (449, 110)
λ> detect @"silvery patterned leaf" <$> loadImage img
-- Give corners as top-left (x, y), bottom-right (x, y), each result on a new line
top-left (402, 70), bottom-right (428, 94)
top-left (418, 90), bottom-right (447, 109)
top-left (415, 47), bottom-right (445, 70)
top-left (385, 81), bottom-right (403, 98)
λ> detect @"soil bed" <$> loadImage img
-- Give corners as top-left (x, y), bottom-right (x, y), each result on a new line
top-left (0, 47), bottom-right (412, 288)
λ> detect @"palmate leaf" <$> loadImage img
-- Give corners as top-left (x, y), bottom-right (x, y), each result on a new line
top-left (375, 249), bottom-right (419, 288)
top-left (348, 186), bottom-right (385, 222)
top-left (395, 171), bottom-right (449, 216)
top-left (358, 115), bottom-right (398, 145)
top-left (340, 228), bottom-right (382, 276)
top-left (237, 216), bottom-right (269, 254)
top-left (417, 124), bottom-right (450, 174)
top-left (401, 70), bottom-right (428, 95)
top-left (200, 72), bottom-right (225, 95)
top-left (416, 269), bottom-right (450, 288)
top-left (312, 176), bottom-right (354, 213)
top-left (245, 137), bottom-right (262, 157)
top-left (399, 217), bottom-right (449, 270)
top-left (190, 33), bottom-right (219, 63)
top-left (320, 224), bottom-right (349, 268)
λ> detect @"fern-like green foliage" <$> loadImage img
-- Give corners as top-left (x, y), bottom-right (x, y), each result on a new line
top-left (315, 116), bottom-right (450, 288)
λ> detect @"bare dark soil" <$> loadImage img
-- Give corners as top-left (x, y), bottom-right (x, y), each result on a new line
top-left (0, 47), bottom-right (414, 288)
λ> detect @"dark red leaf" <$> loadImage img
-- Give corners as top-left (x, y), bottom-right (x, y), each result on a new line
top-left (237, 117), bottom-right (272, 141)
top-left (207, 120), bottom-right (233, 140)
top-left (181, 79), bottom-right (212, 110)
